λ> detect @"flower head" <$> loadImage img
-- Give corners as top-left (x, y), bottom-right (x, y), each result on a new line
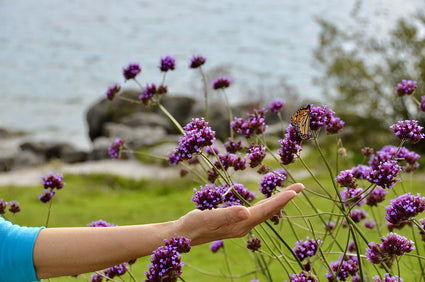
top-left (246, 144), bottom-right (266, 168)
top-left (278, 137), bottom-right (301, 165)
top-left (212, 76), bottom-right (231, 90)
top-left (231, 108), bottom-right (268, 138)
top-left (341, 187), bottom-right (365, 207)
top-left (224, 137), bottom-right (244, 153)
top-left (293, 237), bottom-right (322, 261)
top-left (309, 105), bottom-right (334, 131)
top-left (210, 240), bottom-right (224, 253)
top-left (373, 273), bottom-right (403, 282)
top-left (390, 120), bottom-right (424, 144)
top-left (123, 63), bottom-right (141, 80)
top-left (8, 201), bottom-right (20, 214)
top-left (221, 182), bottom-right (256, 207)
top-left (159, 55), bottom-right (176, 72)
top-left (366, 186), bottom-right (387, 206)
top-left (39, 189), bottom-right (55, 204)
top-left (88, 219), bottom-right (117, 227)
top-left (108, 138), bottom-right (125, 159)
top-left (0, 199), bottom-right (7, 215)
top-left (289, 271), bottom-right (319, 282)
top-left (420, 95), bottom-right (425, 112)
top-left (325, 116), bottom-right (345, 134)
top-left (144, 245), bottom-right (183, 282)
top-left (246, 235), bottom-right (261, 252)
top-left (41, 172), bottom-right (66, 190)
top-left (139, 83), bottom-right (157, 105)
top-left (259, 169), bottom-right (287, 198)
top-left (395, 79), bottom-right (417, 96)
top-left (385, 192), bottom-right (425, 225)
top-left (366, 160), bottom-right (401, 189)
top-left (104, 263), bottom-right (128, 279)
top-left (335, 170), bottom-right (357, 188)
top-left (268, 99), bottom-right (286, 114)
top-left (189, 54), bottom-right (206, 69)
top-left (191, 184), bottom-right (223, 210)
top-left (325, 256), bottom-right (359, 281)
top-left (164, 234), bottom-right (192, 254)
top-left (105, 83), bottom-right (121, 101)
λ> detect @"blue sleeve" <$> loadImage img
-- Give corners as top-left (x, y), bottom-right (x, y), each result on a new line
top-left (0, 216), bottom-right (44, 282)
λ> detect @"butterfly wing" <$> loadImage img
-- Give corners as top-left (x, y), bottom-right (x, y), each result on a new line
top-left (291, 105), bottom-right (311, 140)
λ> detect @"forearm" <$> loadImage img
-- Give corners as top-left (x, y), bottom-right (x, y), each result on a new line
top-left (33, 221), bottom-right (181, 279)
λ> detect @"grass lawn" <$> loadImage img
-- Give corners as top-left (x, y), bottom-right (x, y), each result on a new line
top-left (1, 155), bottom-right (425, 281)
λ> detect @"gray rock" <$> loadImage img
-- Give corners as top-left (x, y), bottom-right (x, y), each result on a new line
top-left (104, 123), bottom-right (167, 149)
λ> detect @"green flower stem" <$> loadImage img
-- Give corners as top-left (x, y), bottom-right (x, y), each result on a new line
top-left (222, 244), bottom-right (235, 282)
top-left (161, 72), bottom-right (167, 86)
top-left (199, 66), bottom-right (208, 121)
top-left (409, 221), bottom-right (425, 278)
top-left (45, 200), bottom-right (53, 228)
top-left (117, 95), bottom-right (141, 104)
top-left (133, 77), bottom-right (144, 89)
top-left (257, 254), bottom-right (273, 281)
top-left (200, 151), bottom-right (233, 187)
top-left (180, 161), bottom-right (210, 184)
top-left (312, 132), bottom-right (338, 193)
top-left (348, 227), bottom-right (364, 282)
top-left (158, 103), bottom-right (185, 135)
top-left (177, 275), bottom-right (187, 282)
top-left (221, 89), bottom-right (234, 139)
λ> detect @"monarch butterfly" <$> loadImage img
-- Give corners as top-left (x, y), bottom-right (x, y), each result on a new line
top-left (291, 105), bottom-right (311, 140)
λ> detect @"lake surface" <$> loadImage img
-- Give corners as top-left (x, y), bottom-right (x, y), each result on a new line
top-left (0, 0), bottom-right (421, 149)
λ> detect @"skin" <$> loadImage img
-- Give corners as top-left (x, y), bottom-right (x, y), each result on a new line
top-left (33, 183), bottom-right (304, 279)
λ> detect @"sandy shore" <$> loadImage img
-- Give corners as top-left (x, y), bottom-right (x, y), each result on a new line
top-left (0, 160), bottom-right (181, 187)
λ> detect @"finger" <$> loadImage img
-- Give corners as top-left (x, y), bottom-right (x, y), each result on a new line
top-left (207, 205), bottom-right (249, 225)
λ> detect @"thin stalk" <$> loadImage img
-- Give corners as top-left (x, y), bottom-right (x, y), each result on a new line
top-left (199, 67), bottom-right (208, 120)
top-left (158, 103), bottom-right (185, 135)
top-left (222, 244), bottom-right (235, 282)
top-left (45, 200), bottom-right (53, 228)
top-left (410, 222), bottom-right (425, 279)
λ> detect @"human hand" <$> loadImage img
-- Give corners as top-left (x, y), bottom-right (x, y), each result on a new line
top-left (176, 183), bottom-right (304, 245)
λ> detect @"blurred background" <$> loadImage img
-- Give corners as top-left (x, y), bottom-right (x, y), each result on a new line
top-left (0, 0), bottom-right (422, 151)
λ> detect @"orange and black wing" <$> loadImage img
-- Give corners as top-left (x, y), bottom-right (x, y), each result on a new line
top-left (291, 105), bottom-right (311, 140)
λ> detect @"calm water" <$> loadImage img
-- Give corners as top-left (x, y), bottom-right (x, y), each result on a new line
top-left (0, 0), bottom-right (421, 149)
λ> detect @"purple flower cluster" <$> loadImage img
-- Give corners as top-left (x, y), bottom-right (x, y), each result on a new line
top-left (325, 256), bottom-right (359, 281)
top-left (325, 116), bottom-right (345, 134)
top-left (139, 83), bottom-right (158, 105)
top-left (341, 187), bottom-right (365, 207)
top-left (366, 232), bottom-right (414, 267)
top-left (144, 245), bottom-right (184, 282)
top-left (373, 273), bottom-right (403, 282)
top-left (366, 187), bottom-right (387, 206)
top-left (0, 199), bottom-right (7, 215)
top-left (189, 54), bottom-right (206, 69)
top-left (293, 237), bottom-right (322, 261)
top-left (104, 263), bottom-right (129, 279)
top-left (224, 137), bottom-right (244, 153)
top-left (385, 192), bottom-right (425, 225)
top-left (210, 240), bottom-right (224, 253)
top-left (246, 235), bottom-right (262, 252)
top-left (395, 79), bottom-right (417, 96)
top-left (350, 209), bottom-right (367, 223)
top-left (231, 108), bottom-right (268, 138)
top-left (168, 118), bottom-right (216, 165)
top-left (212, 76), bottom-right (231, 90)
top-left (191, 184), bottom-right (224, 210)
top-left (278, 126), bottom-right (302, 165)
top-left (8, 201), bottom-right (20, 214)
top-left (159, 55), bottom-right (176, 72)
top-left (364, 219), bottom-right (376, 229)
top-left (420, 95), bottom-right (425, 112)
top-left (221, 182), bottom-right (256, 207)
top-left (87, 219), bottom-right (117, 227)
top-left (246, 144), bottom-right (266, 168)
top-left (108, 138), bottom-right (125, 159)
top-left (123, 62), bottom-right (141, 80)
top-left (39, 172), bottom-right (66, 204)
top-left (105, 82), bottom-right (121, 101)
top-left (289, 271), bottom-right (319, 282)
top-left (164, 234), bottom-right (192, 254)
top-left (366, 160), bottom-right (401, 189)
top-left (217, 153), bottom-right (246, 171)
top-left (390, 120), bottom-right (424, 144)
top-left (351, 164), bottom-right (372, 179)
top-left (368, 145), bottom-right (420, 172)
top-left (335, 169), bottom-right (358, 188)
top-left (259, 169), bottom-right (287, 198)
top-left (267, 98), bottom-right (286, 114)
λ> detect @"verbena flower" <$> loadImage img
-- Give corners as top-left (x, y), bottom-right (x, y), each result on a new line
top-left (191, 184), bottom-right (223, 210)
top-left (8, 201), bottom-right (20, 214)
top-left (204, 145), bottom-right (219, 156)
top-left (159, 55), bottom-right (176, 72)
top-left (144, 245), bottom-right (183, 282)
top-left (168, 118), bottom-right (216, 165)
top-left (373, 273), bottom-right (403, 282)
top-left (364, 219), bottom-right (376, 229)
top-left (39, 189), bottom-right (55, 204)
top-left (246, 144), bottom-right (266, 168)
top-left (90, 273), bottom-right (103, 282)
top-left (367, 233), bottom-right (414, 268)
top-left (259, 169), bottom-right (287, 198)
top-left (139, 83), bottom-right (157, 105)
top-left (293, 237), bottom-right (322, 261)
top-left (385, 192), bottom-right (425, 225)
top-left (123, 62), bottom-right (141, 80)
top-left (231, 108), bottom-right (268, 138)
top-left (88, 219), bottom-right (117, 227)
top-left (341, 187), bottom-right (364, 207)
top-left (390, 120), bottom-right (424, 144)
top-left (189, 54), bottom-right (206, 69)
top-left (41, 172), bottom-right (66, 190)
top-left (212, 76), bottom-right (231, 90)
top-left (325, 116), bottom-right (345, 134)
top-left (366, 186), bottom-right (387, 206)
top-left (325, 256), bottom-right (359, 281)
top-left (350, 164), bottom-right (372, 180)
top-left (361, 147), bottom-right (374, 158)
top-left (368, 145), bottom-right (420, 172)
top-left (0, 199), bottom-right (7, 215)
top-left (105, 82), bottom-right (121, 101)
top-left (289, 271), bottom-right (319, 282)
top-left (217, 153), bottom-right (238, 170)
top-left (221, 182), bottom-right (256, 207)
top-left (108, 138), bottom-right (125, 159)
top-left (335, 169), bottom-right (358, 188)
top-left (164, 234), bottom-right (192, 254)
top-left (104, 263), bottom-right (128, 279)
top-left (224, 137), bottom-right (244, 153)
top-left (210, 240), bottom-right (224, 253)
top-left (309, 105), bottom-right (334, 131)
top-left (246, 235), bottom-right (261, 252)
top-left (418, 218), bottom-right (425, 241)
top-left (278, 137), bottom-right (301, 165)
top-left (395, 79), bottom-right (417, 96)
top-left (268, 98), bottom-right (285, 114)
top-left (285, 124), bottom-right (305, 143)
top-left (324, 221), bottom-right (336, 231)
top-left (350, 209), bottom-right (367, 223)
top-left (366, 160), bottom-right (401, 189)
